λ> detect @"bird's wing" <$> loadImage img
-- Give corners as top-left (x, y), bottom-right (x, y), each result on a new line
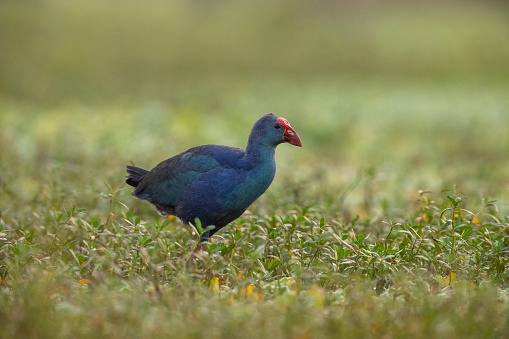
top-left (132, 145), bottom-right (245, 205)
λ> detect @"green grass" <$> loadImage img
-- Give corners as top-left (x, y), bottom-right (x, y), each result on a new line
top-left (1, 1), bottom-right (509, 338)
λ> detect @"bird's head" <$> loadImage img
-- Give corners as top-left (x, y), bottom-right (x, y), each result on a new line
top-left (252, 113), bottom-right (302, 148)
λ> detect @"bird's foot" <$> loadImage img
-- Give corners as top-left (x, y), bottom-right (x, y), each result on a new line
top-left (186, 243), bottom-right (208, 268)
top-left (191, 243), bottom-right (208, 258)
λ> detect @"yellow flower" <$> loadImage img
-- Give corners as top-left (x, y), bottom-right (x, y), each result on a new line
top-left (306, 285), bottom-right (325, 308)
top-left (240, 284), bottom-right (259, 300)
top-left (237, 269), bottom-right (246, 280)
top-left (416, 213), bottom-right (427, 225)
top-left (435, 272), bottom-right (457, 288)
top-left (209, 277), bottom-right (220, 293)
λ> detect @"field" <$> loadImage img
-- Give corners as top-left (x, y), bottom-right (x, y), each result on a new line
top-left (1, 1), bottom-right (509, 338)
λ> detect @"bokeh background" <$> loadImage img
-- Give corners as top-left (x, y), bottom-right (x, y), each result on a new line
top-left (2, 2), bottom-right (509, 337)
top-left (1, 0), bottom-right (509, 219)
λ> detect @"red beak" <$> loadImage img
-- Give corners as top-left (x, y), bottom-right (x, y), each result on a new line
top-left (277, 117), bottom-right (302, 147)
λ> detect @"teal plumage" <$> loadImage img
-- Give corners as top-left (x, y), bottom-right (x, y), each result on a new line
top-left (126, 113), bottom-right (302, 243)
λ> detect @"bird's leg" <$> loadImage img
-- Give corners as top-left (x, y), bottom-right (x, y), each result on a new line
top-left (194, 243), bottom-right (208, 254)
top-left (189, 241), bottom-right (208, 266)
top-left (191, 230), bottom-right (210, 258)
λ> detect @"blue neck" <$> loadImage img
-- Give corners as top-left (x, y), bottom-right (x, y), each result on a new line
top-left (220, 135), bottom-right (277, 211)
top-left (246, 133), bottom-right (277, 163)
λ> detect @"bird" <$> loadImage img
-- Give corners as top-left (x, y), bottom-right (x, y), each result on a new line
top-left (125, 113), bottom-right (302, 249)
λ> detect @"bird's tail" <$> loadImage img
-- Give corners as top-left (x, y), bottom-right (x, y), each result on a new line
top-left (126, 165), bottom-right (149, 187)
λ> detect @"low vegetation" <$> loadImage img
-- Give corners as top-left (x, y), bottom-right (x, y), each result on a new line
top-left (1, 1), bottom-right (509, 338)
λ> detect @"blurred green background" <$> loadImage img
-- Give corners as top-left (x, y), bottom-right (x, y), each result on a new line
top-left (1, 0), bottom-right (509, 218)
top-left (2, 2), bottom-right (509, 337)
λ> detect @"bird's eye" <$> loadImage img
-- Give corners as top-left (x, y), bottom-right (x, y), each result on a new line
top-left (274, 124), bottom-right (281, 129)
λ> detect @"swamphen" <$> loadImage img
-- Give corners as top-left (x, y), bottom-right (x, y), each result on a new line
top-left (126, 113), bottom-right (302, 246)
